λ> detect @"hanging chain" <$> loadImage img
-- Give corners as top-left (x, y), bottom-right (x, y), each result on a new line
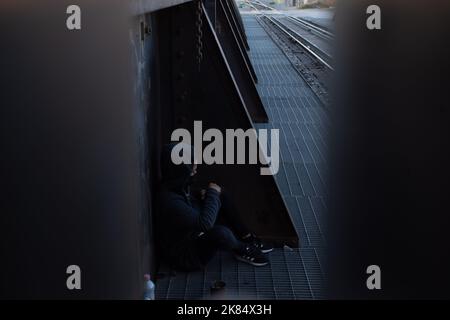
top-left (195, 0), bottom-right (204, 70)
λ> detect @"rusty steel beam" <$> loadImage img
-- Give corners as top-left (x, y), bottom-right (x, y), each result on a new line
top-left (225, 0), bottom-right (250, 50)
top-left (228, 0), bottom-right (249, 44)
top-left (222, 0), bottom-right (259, 83)
top-left (223, 1), bottom-right (250, 52)
top-left (205, 0), bottom-right (267, 123)
top-left (155, 1), bottom-right (299, 246)
top-left (223, 1), bottom-right (251, 57)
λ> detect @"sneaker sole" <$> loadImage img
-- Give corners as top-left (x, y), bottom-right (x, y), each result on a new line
top-left (261, 248), bottom-right (273, 254)
top-left (234, 255), bottom-right (269, 267)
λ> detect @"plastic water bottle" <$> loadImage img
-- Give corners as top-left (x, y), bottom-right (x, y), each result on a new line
top-left (144, 274), bottom-right (155, 300)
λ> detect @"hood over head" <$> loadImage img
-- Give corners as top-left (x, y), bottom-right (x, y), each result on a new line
top-left (160, 143), bottom-right (195, 192)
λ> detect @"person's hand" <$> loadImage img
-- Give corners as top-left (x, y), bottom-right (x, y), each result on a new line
top-left (208, 182), bottom-right (222, 194)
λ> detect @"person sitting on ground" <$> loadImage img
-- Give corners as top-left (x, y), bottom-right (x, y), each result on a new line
top-left (156, 143), bottom-right (273, 271)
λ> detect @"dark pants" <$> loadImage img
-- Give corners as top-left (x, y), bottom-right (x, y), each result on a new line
top-left (194, 192), bottom-right (250, 265)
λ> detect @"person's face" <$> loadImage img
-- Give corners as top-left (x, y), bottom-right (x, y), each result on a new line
top-left (191, 164), bottom-right (197, 176)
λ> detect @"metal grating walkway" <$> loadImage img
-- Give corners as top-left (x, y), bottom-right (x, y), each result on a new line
top-left (155, 14), bottom-right (328, 300)
top-left (248, 15), bottom-right (329, 248)
top-left (156, 248), bottom-right (324, 299)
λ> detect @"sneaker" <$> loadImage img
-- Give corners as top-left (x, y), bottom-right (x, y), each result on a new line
top-left (234, 245), bottom-right (269, 267)
top-left (241, 234), bottom-right (274, 253)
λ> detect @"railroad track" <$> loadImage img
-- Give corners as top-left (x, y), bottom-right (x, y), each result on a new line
top-left (244, 0), bottom-right (275, 11)
top-left (262, 15), bottom-right (334, 70)
top-left (243, 0), bottom-right (333, 106)
top-left (245, 0), bottom-right (334, 71)
top-left (286, 16), bottom-right (334, 42)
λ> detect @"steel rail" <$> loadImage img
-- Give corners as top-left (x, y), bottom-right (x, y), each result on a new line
top-left (243, 0), bottom-right (333, 70)
top-left (246, 0), bottom-right (334, 40)
top-left (287, 16), bottom-right (334, 41)
top-left (263, 15), bottom-right (334, 71)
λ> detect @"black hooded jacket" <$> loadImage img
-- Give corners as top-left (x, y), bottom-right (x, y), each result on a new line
top-left (156, 144), bottom-right (221, 270)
